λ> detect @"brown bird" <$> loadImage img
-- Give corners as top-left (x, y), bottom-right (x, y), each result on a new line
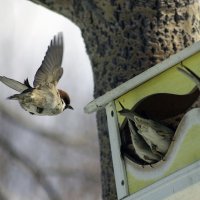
top-left (0, 32), bottom-right (73, 115)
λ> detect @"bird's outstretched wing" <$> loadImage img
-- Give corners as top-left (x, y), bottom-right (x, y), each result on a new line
top-left (0, 76), bottom-right (28, 92)
top-left (33, 32), bottom-right (64, 87)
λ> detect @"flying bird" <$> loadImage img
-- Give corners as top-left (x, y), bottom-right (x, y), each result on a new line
top-left (0, 32), bottom-right (73, 115)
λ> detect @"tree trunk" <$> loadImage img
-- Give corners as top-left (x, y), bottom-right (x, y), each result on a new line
top-left (29, 0), bottom-right (200, 199)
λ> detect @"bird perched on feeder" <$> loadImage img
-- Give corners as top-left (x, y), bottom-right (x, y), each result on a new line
top-left (118, 102), bottom-right (174, 157)
top-left (133, 115), bottom-right (174, 155)
top-left (0, 32), bottom-right (73, 115)
top-left (126, 118), bottom-right (161, 164)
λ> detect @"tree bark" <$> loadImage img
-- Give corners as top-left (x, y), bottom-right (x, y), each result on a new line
top-left (29, 0), bottom-right (200, 199)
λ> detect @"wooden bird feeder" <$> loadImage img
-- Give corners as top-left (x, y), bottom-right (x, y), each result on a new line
top-left (84, 41), bottom-right (200, 200)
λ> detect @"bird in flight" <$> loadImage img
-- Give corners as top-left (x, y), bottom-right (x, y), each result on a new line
top-left (0, 32), bottom-right (73, 115)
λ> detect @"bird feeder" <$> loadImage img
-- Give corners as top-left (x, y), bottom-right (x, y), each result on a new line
top-left (84, 41), bottom-right (200, 200)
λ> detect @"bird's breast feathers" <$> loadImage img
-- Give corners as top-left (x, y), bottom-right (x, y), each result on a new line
top-left (19, 87), bottom-right (65, 115)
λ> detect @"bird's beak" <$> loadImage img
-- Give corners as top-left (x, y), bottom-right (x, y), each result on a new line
top-left (68, 105), bottom-right (74, 110)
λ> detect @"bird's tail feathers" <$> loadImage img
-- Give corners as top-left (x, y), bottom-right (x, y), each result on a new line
top-left (0, 76), bottom-right (28, 92)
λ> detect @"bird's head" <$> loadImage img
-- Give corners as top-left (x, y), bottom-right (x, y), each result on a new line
top-left (58, 89), bottom-right (73, 110)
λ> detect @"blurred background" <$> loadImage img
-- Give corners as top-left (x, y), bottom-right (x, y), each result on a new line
top-left (1, 1), bottom-right (200, 200)
top-left (0, 0), bottom-right (101, 199)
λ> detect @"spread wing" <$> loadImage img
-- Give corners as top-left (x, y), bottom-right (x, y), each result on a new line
top-left (33, 32), bottom-right (64, 87)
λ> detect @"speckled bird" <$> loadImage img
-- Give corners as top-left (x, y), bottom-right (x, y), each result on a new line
top-left (118, 102), bottom-right (173, 156)
top-left (126, 118), bottom-right (161, 164)
top-left (0, 32), bottom-right (73, 115)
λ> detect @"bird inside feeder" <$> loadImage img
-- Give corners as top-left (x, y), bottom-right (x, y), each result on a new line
top-left (118, 64), bottom-right (200, 166)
